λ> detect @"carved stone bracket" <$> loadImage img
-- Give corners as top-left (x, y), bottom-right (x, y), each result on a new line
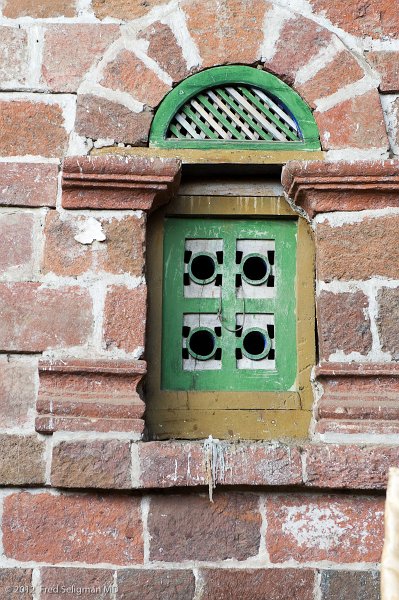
top-left (36, 359), bottom-right (147, 435)
top-left (315, 363), bottom-right (399, 435)
top-left (282, 159), bottom-right (399, 217)
top-left (62, 154), bottom-right (181, 211)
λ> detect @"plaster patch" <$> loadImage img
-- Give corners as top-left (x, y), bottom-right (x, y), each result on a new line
top-left (283, 504), bottom-right (348, 550)
top-left (314, 76), bottom-right (377, 112)
top-left (74, 217), bottom-right (106, 244)
top-left (260, 4), bottom-right (292, 62)
top-left (295, 36), bottom-right (343, 85)
top-left (163, 7), bottom-right (201, 70)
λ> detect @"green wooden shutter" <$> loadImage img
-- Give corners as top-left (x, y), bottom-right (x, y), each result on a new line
top-left (162, 217), bottom-right (297, 391)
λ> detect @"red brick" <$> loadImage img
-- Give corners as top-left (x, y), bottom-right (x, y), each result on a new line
top-left (265, 15), bottom-right (333, 86)
top-left (43, 212), bottom-right (145, 277)
top-left (315, 90), bottom-right (388, 150)
top-left (266, 494), bottom-right (384, 563)
top-left (297, 51), bottom-right (364, 108)
top-left (42, 25), bottom-right (119, 93)
top-left (117, 570), bottom-right (195, 600)
top-left (316, 215), bottom-right (399, 281)
top-left (51, 440), bottom-right (131, 489)
top-left (139, 22), bottom-right (191, 83)
top-left (0, 356), bottom-right (36, 428)
top-left (0, 435), bottom-right (45, 485)
top-left (305, 445), bottom-right (399, 489)
top-left (309, 0), bottom-right (399, 40)
top-left (148, 492), bottom-right (261, 561)
top-left (0, 283), bottom-right (92, 352)
top-left (3, 492), bottom-right (143, 565)
top-left (366, 51), bottom-right (399, 92)
top-left (103, 285), bottom-right (146, 353)
top-left (183, 0), bottom-right (267, 67)
top-left (42, 211), bottom-right (91, 276)
top-left (377, 287), bottom-right (399, 359)
top-left (36, 415), bottom-right (144, 434)
top-left (0, 101), bottom-right (67, 157)
top-left (317, 291), bottom-right (372, 359)
top-left (41, 568), bottom-right (114, 600)
top-left (93, 0), bottom-right (162, 20)
top-left (0, 570), bottom-right (33, 599)
top-left (320, 570), bottom-right (380, 600)
top-left (0, 163), bottom-right (58, 208)
top-left (201, 569), bottom-right (315, 600)
top-left (102, 50), bottom-right (170, 108)
top-left (3, 0), bottom-right (75, 17)
top-left (0, 212), bottom-right (35, 273)
top-left (76, 94), bottom-right (153, 145)
top-left (139, 442), bottom-right (302, 488)
top-left (0, 28), bottom-right (28, 87)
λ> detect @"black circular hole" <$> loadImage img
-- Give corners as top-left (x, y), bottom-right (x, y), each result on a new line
top-left (243, 256), bottom-right (267, 281)
top-left (191, 255), bottom-right (215, 281)
top-left (243, 330), bottom-right (266, 356)
top-left (189, 330), bottom-right (215, 358)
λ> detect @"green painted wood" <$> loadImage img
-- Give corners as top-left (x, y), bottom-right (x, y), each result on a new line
top-left (149, 65), bottom-right (320, 150)
top-left (161, 217), bottom-right (297, 392)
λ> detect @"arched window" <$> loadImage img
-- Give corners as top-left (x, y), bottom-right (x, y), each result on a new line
top-left (146, 66), bottom-right (319, 440)
top-left (149, 65), bottom-right (320, 151)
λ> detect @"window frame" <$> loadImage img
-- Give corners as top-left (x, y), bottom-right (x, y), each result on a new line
top-left (146, 186), bottom-right (316, 441)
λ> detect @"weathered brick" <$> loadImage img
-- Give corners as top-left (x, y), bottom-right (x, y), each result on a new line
top-left (139, 442), bottom-right (302, 488)
top-left (103, 285), bottom-right (146, 353)
top-left (317, 291), bottom-right (372, 359)
top-left (183, 0), bottom-right (267, 67)
top-left (315, 90), bottom-right (388, 150)
top-left (102, 50), bottom-right (170, 108)
top-left (139, 22), bottom-right (191, 83)
top-left (51, 440), bottom-right (131, 489)
top-left (0, 212), bottom-right (35, 274)
top-left (0, 101), bottom-right (67, 157)
top-left (266, 494), bottom-right (384, 563)
top-left (42, 212), bottom-right (91, 276)
top-left (76, 95), bottom-right (153, 145)
top-left (0, 356), bottom-right (36, 428)
top-left (42, 25), bottom-right (119, 93)
top-left (43, 212), bottom-right (145, 277)
top-left (0, 283), bottom-right (92, 352)
top-left (309, 0), bottom-right (399, 40)
top-left (93, 0), bottom-right (162, 20)
top-left (0, 570), bottom-right (33, 599)
top-left (265, 15), bottom-right (333, 86)
top-left (316, 215), bottom-right (399, 281)
top-left (297, 51), bottom-right (364, 108)
top-left (3, 492), bottom-right (143, 565)
top-left (117, 570), bottom-right (195, 600)
top-left (3, 0), bottom-right (75, 17)
top-left (0, 163), bottom-right (58, 208)
top-left (320, 570), bottom-right (380, 600)
top-left (200, 569), bottom-right (315, 600)
top-left (305, 445), bottom-right (399, 489)
top-left (0, 28), bottom-right (29, 87)
top-left (148, 492), bottom-right (261, 562)
top-left (0, 435), bottom-right (45, 485)
top-left (41, 568), bottom-right (114, 600)
top-left (377, 287), bottom-right (399, 359)
top-left (366, 51), bottom-right (399, 92)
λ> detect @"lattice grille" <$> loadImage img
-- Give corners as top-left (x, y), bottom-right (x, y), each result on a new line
top-left (167, 84), bottom-right (301, 142)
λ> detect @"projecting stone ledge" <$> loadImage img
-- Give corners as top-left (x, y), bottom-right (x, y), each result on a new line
top-left (282, 159), bottom-right (399, 217)
top-left (35, 359), bottom-right (146, 435)
top-left (62, 154), bottom-right (181, 211)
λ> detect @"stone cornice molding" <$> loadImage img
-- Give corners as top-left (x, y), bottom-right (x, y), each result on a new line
top-left (62, 155), bottom-right (181, 211)
top-left (282, 159), bottom-right (399, 217)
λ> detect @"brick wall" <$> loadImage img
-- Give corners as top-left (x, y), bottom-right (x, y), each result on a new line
top-left (1, 0), bottom-right (399, 598)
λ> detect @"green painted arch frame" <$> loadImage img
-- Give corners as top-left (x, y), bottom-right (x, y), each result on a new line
top-left (149, 65), bottom-right (320, 151)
